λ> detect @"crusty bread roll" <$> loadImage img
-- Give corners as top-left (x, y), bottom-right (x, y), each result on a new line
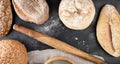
top-left (12, 0), bottom-right (49, 24)
top-left (59, 0), bottom-right (95, 30)
top-left (0, 40), bottom-right (28, 64)
top-left (97, 4), bottom-right (120, 57)
top-left (45, 56), bottom-right (75, 64)
top-left (0, 0), bottom-right (12, 36)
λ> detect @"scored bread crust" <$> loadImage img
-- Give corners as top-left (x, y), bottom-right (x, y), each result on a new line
top-left (97, 4), bottom-right (120, 57)
top-left (0, 40), bottom-right (28, 64)
top-left (0, 0), bottom-right (12, 36)
top-left (59, 0), bottom-right (95, 30)
top-left (12, 0), bottom-right (49, 24)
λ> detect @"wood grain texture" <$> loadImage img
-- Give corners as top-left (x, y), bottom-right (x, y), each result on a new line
top-left (13, 24), bottom-right (107, 64)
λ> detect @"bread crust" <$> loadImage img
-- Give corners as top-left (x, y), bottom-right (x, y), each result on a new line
top-left (59, 0), bottom-right (95, 30)
top-left (44, 56), bottom-right (75, 64)
top-left (0, 40), bottom-right (28, 64)
top-left (97, 4), bottom-right (120, 57)
top-left (0, 0), bottom-right (12, 36)
top-left (12, 0), bottom-right (49, 24)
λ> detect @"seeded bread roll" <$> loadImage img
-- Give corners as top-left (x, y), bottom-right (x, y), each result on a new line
top-left (12, 0), bottom-right (49, 24)
top-left (0, 0), bottom-right (12, 36)
top-left (0, 40), bottom-right (28, 64)
top-left (97, 4), bottom-right (120, 57)
top-left (59, 0), bottom-right (95, 30)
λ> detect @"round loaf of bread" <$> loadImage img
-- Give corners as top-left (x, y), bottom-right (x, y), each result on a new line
top-left (12, 0), bottom-right (49, 24)
top-left (0, 0), bottom-right (12, 36)
top-left (59, 0), bottom-right (95, 30)
top-left (0, 40), bottom-right (28, 64)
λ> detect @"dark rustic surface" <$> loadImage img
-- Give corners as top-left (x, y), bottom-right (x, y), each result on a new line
top-left (0, 0), bottom-right (120, 64)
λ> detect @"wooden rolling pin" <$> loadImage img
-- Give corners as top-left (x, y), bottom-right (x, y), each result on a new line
top-left (13, 24), bottom-right (108, 64)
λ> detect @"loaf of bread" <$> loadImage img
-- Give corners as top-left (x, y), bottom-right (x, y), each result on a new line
top-left (97, 4), bottom-right (120, 57)
top-left (0, 40), bottom-right (28, 64)
top-left (0, 0), bottom-right (12, 36)
top-left (59, 0), bottom-right (95, 30)
top-left (12, 0), bottom-right (49, 24)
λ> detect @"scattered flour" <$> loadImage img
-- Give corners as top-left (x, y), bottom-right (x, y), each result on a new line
top-left (28, 49), bottom-right (104, 64)
top-left (75, 37), bottom-right (78, 41)
top-left (78, 40), bottom-right (89, 52)
top-left (35, 14), bottom-right (65, 37)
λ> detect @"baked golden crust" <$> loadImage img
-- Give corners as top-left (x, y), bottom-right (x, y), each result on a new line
top-left (0, 0), bottom-right (12, 36)
top-left (59, 0), bottom-right (95, 30)
top-left (97, 4), bottom-right (120, 57)
top-left (12, 0), bottom-right (49, 24)
top-left (44, 56), bottom-right (75, 64)
top-left (0, 40), bottom-right (28, 64)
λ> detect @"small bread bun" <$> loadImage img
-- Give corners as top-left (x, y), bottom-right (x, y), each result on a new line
top-left (0, 0), bottom-right (12, 36)
top-left (12, 0), bottom-right (49, 24)
top-left (0, 40), bottom-right (28, 64)
top-left (59, 0), bottom-right (95, 30)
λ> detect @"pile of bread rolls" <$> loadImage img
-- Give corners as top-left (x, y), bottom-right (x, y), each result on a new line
top-left (0, 0), bottom-right (120, 64)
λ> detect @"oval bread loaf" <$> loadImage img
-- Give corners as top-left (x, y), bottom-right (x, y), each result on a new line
top-left (97, 4), bottom-right (120, 57)
top-left (12, 0), bottom-right (49, 24)
top-left (0, 0), bottom-right (12, 36)
top-left (0, 40), bottom-right (28, 64)
top-left (59, 0), bottom-right (95, 30)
